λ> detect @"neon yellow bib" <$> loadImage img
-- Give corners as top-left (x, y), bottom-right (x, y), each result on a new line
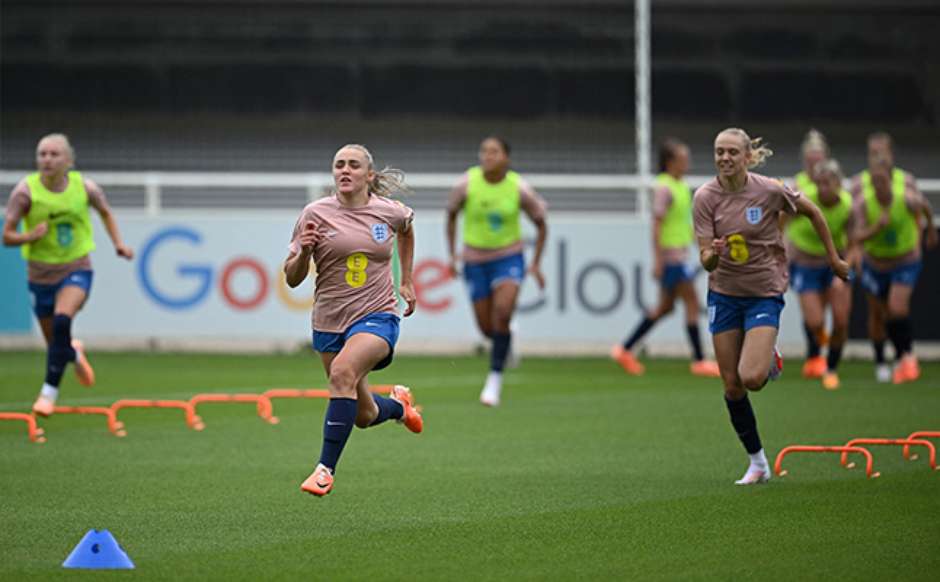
top-left (22, 171), bottom-right (96, 263)
top-left (656, 173), bottom-right (693, 249)
top-left (862, 168), bottom-right (917, 258)
top-left (462, 166), bottom-right (522, 249)
top-left (786, 177), bottom-right (852, 256)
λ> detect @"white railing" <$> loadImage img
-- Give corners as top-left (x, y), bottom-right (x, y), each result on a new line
top-left (2, 170), bottom-right (939, 217)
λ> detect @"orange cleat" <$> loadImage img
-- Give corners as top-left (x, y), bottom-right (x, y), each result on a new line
top-left (690, 360), bottom-right (721, 378)
top-left (893, 355), bottom-right (921, 384)
top-left (390, 385), bottom-right (423, 434)
top-left (822, 371), bottom-right (840, 391)
top-left (72, 340), bottom-right (95, 387)
top-left (32, 395), bottom-right (55, 417)
top-left (801, 356), bottom-right (826, 379)
top-left (301, 463), bottom-right (334, 496)
top-left (610, 345), bottom-right (645, 376)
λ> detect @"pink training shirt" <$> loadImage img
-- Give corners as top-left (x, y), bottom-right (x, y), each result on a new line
top-left (289, 193), bottom-right (414, 333)
top-left (447, 172), bottom-right (547, 265)
top-left (5, 176), bottom-right (110, 284)
top-left (694, 172), bottom-right (801, 297)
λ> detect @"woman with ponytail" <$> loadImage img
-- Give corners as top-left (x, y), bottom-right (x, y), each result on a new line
top-left (285, 144), bottom-right (423, 497)
top-left (694, 128), bottom-right (849, 485)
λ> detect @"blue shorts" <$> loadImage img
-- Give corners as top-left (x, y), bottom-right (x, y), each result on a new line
top-left (661, 263), bottom-right (695, 291)
top-left (707, 290), bottom-right (785, 334)
top-left (463, 253), bottom-right (525, 302)
top-left (312, 312), bottom-right (400, 371)
top-left (27, 270), bottom-right (94, 318)
top-left (860, 260), bottom-right (921, 300)
top-left (789, 263), bottom-right (834, 294)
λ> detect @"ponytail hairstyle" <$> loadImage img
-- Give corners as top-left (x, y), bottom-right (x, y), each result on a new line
top-left (657, 137), bottom-right (686, 173)
top-left (337, 144), bottom-right (410, 197)
top-left (719, 127), bottom-right (773, 169)
top-left (800, 128), bottom-right (829, 158)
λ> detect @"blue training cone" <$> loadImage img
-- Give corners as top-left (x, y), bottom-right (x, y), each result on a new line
top-left (62, 529), bottom-right (135, 569)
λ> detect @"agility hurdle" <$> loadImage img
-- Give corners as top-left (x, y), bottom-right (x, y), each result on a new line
top-left (189, 393), bottom-right (276, 426)
top-left (840, 438), bottom-right (937, 471)
top-left (111, 399), bottom-right (205, 432)
top-left (903, 431), bottom-right (940, 461)
top-left (775, 446), bottom-right (879, 479)
top-left (52, 406), bottom-right (126, 437)
top-left (0, 412), bottom-right (46, 443)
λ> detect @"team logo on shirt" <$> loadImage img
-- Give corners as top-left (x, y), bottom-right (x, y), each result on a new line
top-left (745, 207), bottom-right (763, 225)
top-left (371, 223), bottom-right (390, 243)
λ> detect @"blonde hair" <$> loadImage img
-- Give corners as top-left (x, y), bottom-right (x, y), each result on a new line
top-left (37, 133), bottom-right (76, 165)
top-left (719, 127), bottom-right (773, 169)
top-left (813, 158), bottom-right (843, 181)
top-left (800, 128), bottom-right (829, 157)
top-left (336, 144), bottom-right (409, 198)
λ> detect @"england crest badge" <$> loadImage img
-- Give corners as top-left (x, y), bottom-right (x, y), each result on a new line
top-left (745, 207), bottom-right (763, 225)
top-left (371, 223), bottom-right (390, 243)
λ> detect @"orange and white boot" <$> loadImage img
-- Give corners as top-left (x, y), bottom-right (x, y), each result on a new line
top-left (610, 345), bottom-right (644, 375)
top-left (822, 371), bottom-right (840, 391)
top-left (801, 356), bottom-right (826, 379)
top-left (690, 360), bottom-right (721, 378)
top-left (32, 394), bottom-right (55, 417)
top-left (72, 340), bottom-right (95, 387)
top-left (893, 354), bottom-right (921, 384)
top-left (390, 385), bottom-right (423, 433)
top-left (301, 463), bottom-right (334, 497)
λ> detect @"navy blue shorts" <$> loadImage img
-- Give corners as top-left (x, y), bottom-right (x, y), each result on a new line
top-left (661, 263), bottom-right (695, 291)
top-left (789, 262), bottom-right (834, 294)
top-left (707, 290), bottom-right (785, 334)
top-left (27, 270), bottom-right (94, 318)
top-left (312, 312), bottom-right (400, 371)
top-left (463, 252), bottom-right (525, 302)
top-left (860, 260), bottom-right (921, 300)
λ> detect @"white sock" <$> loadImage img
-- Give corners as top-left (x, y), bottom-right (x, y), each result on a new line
top-left (748, 449), bottom-right (769, 469)
top-left (40, 383), bottom-right (59, 402)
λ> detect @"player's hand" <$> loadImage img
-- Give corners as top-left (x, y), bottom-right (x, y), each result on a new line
top-left (711, 238), bottom-right (726, 256)
top-left (448, 257), bottom-right (460, 279)
top-left (527, 264), bottom-right (546, 290)
top-left (116, 244), bottom-right (134, 260)
top-left (925, 227), bottom-right (939, 250)
top-left (298, 222), bottom-right (321, 254)
top-left (832, 258), bottom-right (851, 281)
top-left (399, 281), bottom-right (416, 317)
top-left (29, 222), bottom-right (49, 241)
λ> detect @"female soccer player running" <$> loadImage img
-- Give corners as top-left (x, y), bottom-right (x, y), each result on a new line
top-left (2, 134), bottom-right (134, 416)
top-left (285, 144), bottom-right (423, 497)
top-left (694, 128), bottom-right (848, 485)
top-left (785, 160), bottom-right (856, 390)
top-left (611, 138), bottom-right (719, 378)
top-left (446, 136), bottom-right (548, 407)
top-left (852, 159), bottom-right (937, 384)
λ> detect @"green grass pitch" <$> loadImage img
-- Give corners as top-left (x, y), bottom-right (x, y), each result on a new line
top-left (1, 350), bottom-right (938, 580)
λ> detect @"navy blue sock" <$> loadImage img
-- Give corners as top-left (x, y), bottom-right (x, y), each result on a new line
top-left (724, 394), bottom-right (763, 455)
top-left (803, 323), bottom-right (821, 359)
top-left (624, 317), bottom-right (656, 350)
top-left (826, 345), bottom-right (844, 372)
top-left (368, 393), bottom-right (404, 427)
top-left (317, 398), bottom-right (357, 471)
top-left (686, 324), bottom-right (704, 361)
top-left (872, 340), bottom-right (886, 364)
top-left (886, 317), bottom-right (913, 357)
top-left (491, 332), bottom-right (511, 372)
top-left (44, 314), bottom-right (77, 387)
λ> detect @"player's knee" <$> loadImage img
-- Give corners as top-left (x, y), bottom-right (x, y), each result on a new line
top-left (739, 369), bottom-right (766, 391)
top-left (723, 384), bottom-right (746, 401)
top-left (492, 307), bottom-right (513, 330)
top-left (888, 303), bottom-right (910, 318)
top-left (328, 364), bottom-right (358, 396)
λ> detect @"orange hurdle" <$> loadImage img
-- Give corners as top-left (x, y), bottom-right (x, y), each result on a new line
top-left (189, 393), bottom-right (276, 426)
top-left (262, 387), bottom-right (395, 423)
top-left (840, 438), bottom-right (937, 471)
top-left (775, 446), bottom-right (879, 478)
top-left (52, 406), bottom-right (126, 437)
top-left (903, 431), bottom-right (940, 461)
top-left (111, 399), bottom-right (205, 432)
top-left (0, 412), bottom-right (46, 443)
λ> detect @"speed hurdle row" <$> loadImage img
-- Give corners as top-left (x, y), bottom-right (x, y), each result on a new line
top-left (0, 384), bottom-right (396, 442)
top-left (774, 431), bottom-right (940, 479)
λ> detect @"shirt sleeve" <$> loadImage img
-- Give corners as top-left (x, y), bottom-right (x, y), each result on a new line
top-left (651, 185), bottom-right (673, 219)
top-left (776, 180), bottom-right (801, 215)
top-left (394, 199), bottom-right (415, 233)
top-left (84, 179), bottom-right (111, 214)
top-left (692, 187), bottom-right (715, 241)
top-left (518, 178), bottom-right (547, 222)
top-left (446, 175), bottom-right (469, 214)
top-left (287, 209), bottom-right (308, 255)
top-left (4, 180), bottom-right (31, 224)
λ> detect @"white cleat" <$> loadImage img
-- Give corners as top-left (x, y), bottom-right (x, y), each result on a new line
top-left (767, 346), bottom-right (784, 381)
top-left (479, 372), bottom-right (502, 407)
top-left (735, 466), bottom-right (772, 485)
top-left (875, 364), bottom-right (892, 383)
